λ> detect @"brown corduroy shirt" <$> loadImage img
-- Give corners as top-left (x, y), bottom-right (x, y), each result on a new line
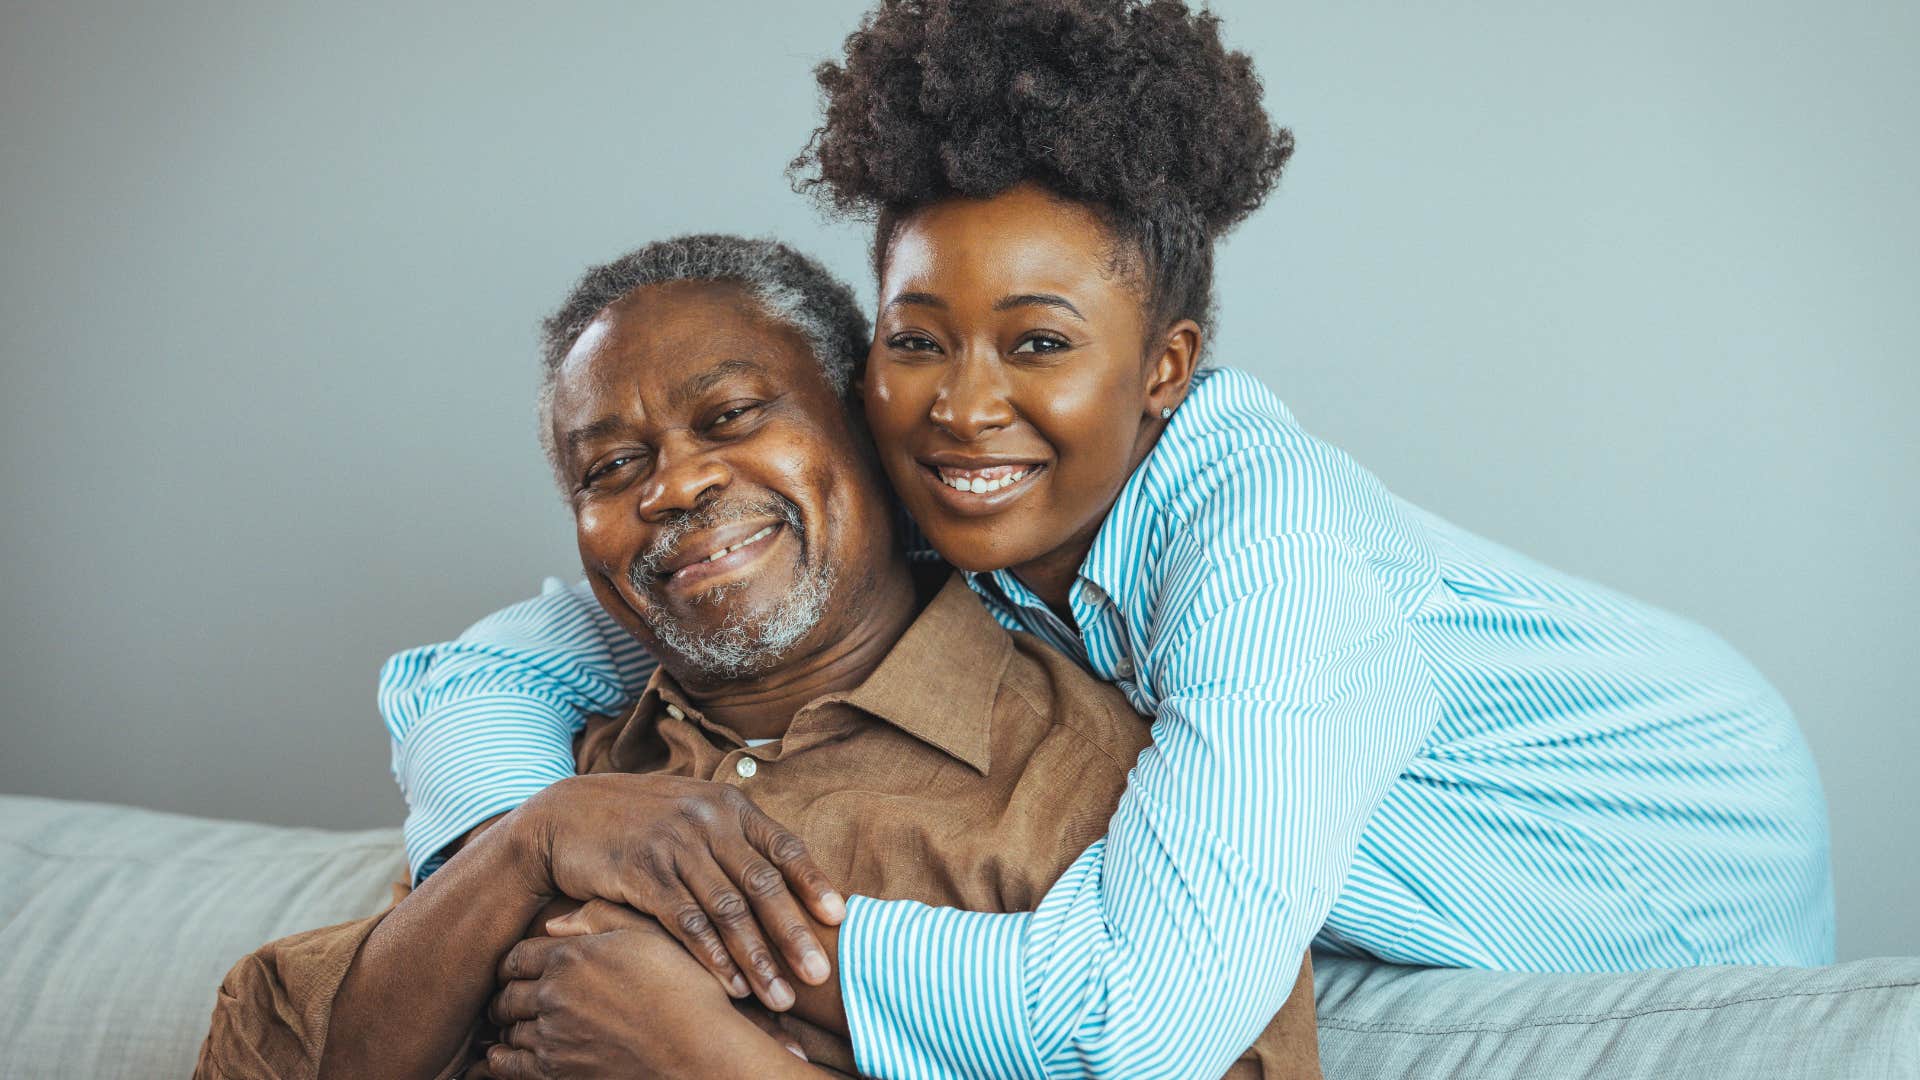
top-left (198, 572), bottom-right (1318, 1078)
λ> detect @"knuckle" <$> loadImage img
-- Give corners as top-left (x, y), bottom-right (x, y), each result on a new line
top-left (742, 859), bottom-right (784, 897)
top-left (638, 846), bottom-right (678, 889)
top-left (766, 831), bottom-right (809, 864)
top-left (747, 948), bottom-right (778, 979)
top-left (674, 795), bottom-right (720, 828)
top-left (781, 921), bottom-right (817, 946)
top-left (707, 887), bottom-right (749, 922)
top-left (675, 905), bottom-right (715, 939)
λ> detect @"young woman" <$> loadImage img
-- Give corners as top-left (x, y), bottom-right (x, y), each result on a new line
top-left (382, 1), bottom-right (1831, 1075)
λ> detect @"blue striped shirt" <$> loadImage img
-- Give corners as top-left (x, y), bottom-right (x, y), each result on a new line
top-left (379, 366), bottom-right (1833, 1079)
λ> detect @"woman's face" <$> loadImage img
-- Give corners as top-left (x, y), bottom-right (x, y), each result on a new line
top-left (863, 183), bottom-right (1199, 589)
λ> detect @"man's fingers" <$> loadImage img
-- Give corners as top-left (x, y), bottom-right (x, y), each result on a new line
top-left (717, 838), bottom-right (832, 987)
top-left (636, 873), bottom-right (750, 998)
top-left (489, 979), bottom-right (540, 1027)
top-left (548, 897), bottom-right (645, 938)
top-left (680, 854), bottom-right (793, 1011)
top-left (742, 806), bottom-right (846, 926)
top-left (486, 1042), bottom-right (545, 1080)
top-left (497, 935), bottom-right (566, 984)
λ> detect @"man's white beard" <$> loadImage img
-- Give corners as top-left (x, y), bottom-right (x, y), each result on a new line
top-left (626, 494), bottom-right (835, 680)
top-left (646, 558), bottom-right (834, 680)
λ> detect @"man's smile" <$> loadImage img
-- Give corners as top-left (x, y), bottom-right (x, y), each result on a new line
top-left (655, 520), bottom-right (792, 593)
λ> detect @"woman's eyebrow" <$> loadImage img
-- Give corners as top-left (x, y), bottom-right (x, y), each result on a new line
top-left (884, 291), bottom-right (945, 311)
top-left (993, 293), bottom-right (1085, 320)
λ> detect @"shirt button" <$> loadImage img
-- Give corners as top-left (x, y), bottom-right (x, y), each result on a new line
top-left (1115, 658), bottom-right (1134, 678)
top-left (734, 757), bottom-right (758, 779)
top-left (664, 704), bottom-right (685, 721)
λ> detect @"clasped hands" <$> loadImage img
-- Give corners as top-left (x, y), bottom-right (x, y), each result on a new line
top-left (478, 773), bottom-right (845, 1078)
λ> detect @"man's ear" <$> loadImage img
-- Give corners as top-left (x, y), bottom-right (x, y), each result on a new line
top-left (1144, 319), bottom-right (1203, 419)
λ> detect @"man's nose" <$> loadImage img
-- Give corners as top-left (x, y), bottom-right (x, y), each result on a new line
top-left (635, 435), bottom-right (730, 521)
top-left (928, 350), bottom-right (1016, 441)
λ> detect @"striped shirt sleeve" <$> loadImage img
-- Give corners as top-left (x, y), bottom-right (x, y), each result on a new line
top-left (842, 529), bottom-right (1443, 1078)
top-left (378, 577), bottom-right (655, 882)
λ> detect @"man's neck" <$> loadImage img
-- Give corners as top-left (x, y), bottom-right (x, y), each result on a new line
top-left (673, 557), bottom-right (925, 742)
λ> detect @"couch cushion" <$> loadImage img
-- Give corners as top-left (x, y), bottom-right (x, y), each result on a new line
top-left (1314, 950), bottom-right (1920, 1078)
top-left (0, 795), bottom-right (402, 1079)
top-left (4, 794), bottom-right (1917, 1079)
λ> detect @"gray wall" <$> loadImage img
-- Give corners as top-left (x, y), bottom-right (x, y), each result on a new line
top-left (2, 1), bottom-right (1913, 960)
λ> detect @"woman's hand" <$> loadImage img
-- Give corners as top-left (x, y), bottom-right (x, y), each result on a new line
top-left (514, 773), bottom-right (844, 1010)
top-left (486, 905), bottom-right (819, 1079)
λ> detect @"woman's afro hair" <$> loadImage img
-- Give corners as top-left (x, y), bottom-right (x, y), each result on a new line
top-left (791, 0), bottom-right (1294, 333)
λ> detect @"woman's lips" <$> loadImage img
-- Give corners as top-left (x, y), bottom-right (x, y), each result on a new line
top-left (917, 461), bottom-right (1046, 514)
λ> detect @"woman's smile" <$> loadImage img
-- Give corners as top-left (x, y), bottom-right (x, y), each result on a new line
top-left (863, 183), bottom-right (1198, 592)
top-left (918, 458), bottom-right (1049, 514)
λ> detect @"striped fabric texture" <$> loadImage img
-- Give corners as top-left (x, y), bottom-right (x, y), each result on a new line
top-left (378, 366), bottom-right (1833, 1079)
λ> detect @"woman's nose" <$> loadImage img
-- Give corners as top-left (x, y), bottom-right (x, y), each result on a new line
top-left (928, 352), bottom-right (1016, 441)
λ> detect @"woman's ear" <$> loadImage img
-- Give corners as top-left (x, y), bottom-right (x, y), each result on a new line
top-left (1144, 319), bottom-right (1203, 419)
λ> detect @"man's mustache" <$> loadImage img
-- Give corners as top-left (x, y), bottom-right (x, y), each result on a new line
top-left (627, 495), bottom-right (806, 590)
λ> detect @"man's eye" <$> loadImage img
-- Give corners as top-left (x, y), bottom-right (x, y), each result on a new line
top-left (1011, 334), bottom-right (1070, 355)
top-left (711, 404), bottom-right (758, 428)
top-left (584, 456), bottom-right (636, 486)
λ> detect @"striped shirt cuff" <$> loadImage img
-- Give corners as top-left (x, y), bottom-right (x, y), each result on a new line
top-left (842, 895), bottom-right (1049, 1080)
top-left (405, 777), bottom-right (557, 884)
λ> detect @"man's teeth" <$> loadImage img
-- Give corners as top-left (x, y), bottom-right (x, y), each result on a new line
top-left (700, 524), bottom-right (776, 563)
top-left (938, 467), bottom-right (1031, 494)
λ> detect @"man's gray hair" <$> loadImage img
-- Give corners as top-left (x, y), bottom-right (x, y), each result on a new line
top-left (536, 234), bottom-right (870, 490)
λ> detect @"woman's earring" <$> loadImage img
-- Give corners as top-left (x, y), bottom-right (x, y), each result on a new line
top-left (1160, 407), bottom-right (1173, 419)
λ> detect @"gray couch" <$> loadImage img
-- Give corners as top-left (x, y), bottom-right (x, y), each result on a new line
top-left (2, 794), bottom-right (1915, 1078)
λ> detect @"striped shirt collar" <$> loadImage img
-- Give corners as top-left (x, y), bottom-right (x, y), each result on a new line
top-left (965, 368), bottom-right (1219, 637)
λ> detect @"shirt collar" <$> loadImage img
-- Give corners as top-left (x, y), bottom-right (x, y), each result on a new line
top-left (815, 572), bottom-right (1007, 775)
top-left (605, 571), bottom-right (1007, 776)
top-left (967, 370), bottom-right (1215, 627)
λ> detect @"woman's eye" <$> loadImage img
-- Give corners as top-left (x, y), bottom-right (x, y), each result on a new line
top-left (887, 333), bottom-right (939, 352)
top-left (1011, 334), bottom-right (1070, 355)
top-left (712, 405), bottom-right (753, 426)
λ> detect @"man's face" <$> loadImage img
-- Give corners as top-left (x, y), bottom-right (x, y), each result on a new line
top-left (550, 280), bottom-right (892, 682)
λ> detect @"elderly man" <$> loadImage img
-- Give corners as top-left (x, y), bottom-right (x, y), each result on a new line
top-left (196, 235), bottom-right (1317, 1079)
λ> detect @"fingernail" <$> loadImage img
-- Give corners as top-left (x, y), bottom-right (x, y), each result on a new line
top-left (821, 891), bottom-right (847, 922)
top-left (801, 951), bottom-right (831, 984)
top-left (729, 974), bottom-right (750, 997)
top-left (768, 978), bottom-right (795, 1010)
top-left (788, 1044), bottom-right (809, 1061)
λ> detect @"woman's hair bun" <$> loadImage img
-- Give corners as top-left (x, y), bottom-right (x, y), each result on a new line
top-left (792, 0), bottom-right (1293, 241)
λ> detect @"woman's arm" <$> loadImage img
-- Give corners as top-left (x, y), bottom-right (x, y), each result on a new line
top-left (837, 529), bottom-right (1442, 1079)
top-left (378, 578), bottom-right (653, 882)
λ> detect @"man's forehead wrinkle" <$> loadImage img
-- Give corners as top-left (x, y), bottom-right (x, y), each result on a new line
top-left (670, 357), bottom-right (768, 411)
top-left (563, 414), bottom-right (630, 460)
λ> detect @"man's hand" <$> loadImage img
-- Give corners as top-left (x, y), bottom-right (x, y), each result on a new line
top-left (514, 773), bottom-right (844, 1011)
top-left (487, 907), bottom-right (817, 1079)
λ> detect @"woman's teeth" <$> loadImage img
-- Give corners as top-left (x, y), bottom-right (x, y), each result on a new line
top-left (700, 524), bottom-right (776, 563)
top-left (937, 467), bottom-right (1031, 494)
